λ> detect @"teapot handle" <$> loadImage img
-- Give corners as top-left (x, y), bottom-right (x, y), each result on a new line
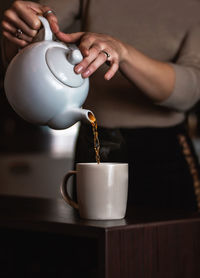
top-left (37, 16), bottom-right (53, 41)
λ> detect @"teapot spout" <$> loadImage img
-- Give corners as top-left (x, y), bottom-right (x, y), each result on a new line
top-left (47, 107), bottom-right (95, 130)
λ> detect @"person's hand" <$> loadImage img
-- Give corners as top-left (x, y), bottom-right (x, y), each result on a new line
top-left (1, 1), bottom-right (59, 48)
top-left (56, 31), bottom-right (127, 80)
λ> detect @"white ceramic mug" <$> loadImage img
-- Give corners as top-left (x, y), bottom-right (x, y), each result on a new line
top-left (60, 162), bottom-right (129, 220)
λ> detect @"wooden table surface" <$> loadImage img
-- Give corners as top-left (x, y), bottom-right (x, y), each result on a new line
top-left (0, 195), bottom-right (199, 231)
top-left (0, 195), bottom-right (200, 278)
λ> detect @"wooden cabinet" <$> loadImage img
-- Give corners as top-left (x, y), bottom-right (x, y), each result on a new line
top-left (0, 196), bottom-right (199, 277)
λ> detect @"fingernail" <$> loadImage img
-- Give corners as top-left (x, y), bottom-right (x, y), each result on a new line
top-left (105, 74), bottom-right (111, 80)
top-left (75, 65), bottom-right (83, 73)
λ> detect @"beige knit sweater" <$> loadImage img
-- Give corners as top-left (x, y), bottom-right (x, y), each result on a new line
top-left (40, 0), bottom-right (200, 128)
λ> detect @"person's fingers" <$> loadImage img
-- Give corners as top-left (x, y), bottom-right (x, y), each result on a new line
top-left (1, 1), bottom-right (62, 48)
top-left (101, 49), bottom-right (111, 60)
top-left (56, 31), bottom-right (84, 43)
top-left (2, 21), bottom-right (33, 42)
top-left (3, 10), bottom-right (38, 38)
top-left (78, 35), bottom-right (99, 55)
top-left (2, 30), bottom-right (28, 48)
top-left (42, 7), bottom-right (59, 33)
top-left (104, 60), bottom-right (119, 80)
top-left (11, 1), bottom-right (43, 30)
top-left (74, 46), bottom-right (102, 74)
top-left (50, 28), bottom-right (120, 79)
top-left (2, 19), bottom-right (17, 34)
top-left (81, 52), bottom-right (108, 78)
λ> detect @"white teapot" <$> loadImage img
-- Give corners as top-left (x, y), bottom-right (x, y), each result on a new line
top-left (4, 16), bottom-right (94, 130)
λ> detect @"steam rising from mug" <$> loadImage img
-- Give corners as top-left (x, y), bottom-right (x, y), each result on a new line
top-left (4, 16), bottom-right (93, 130)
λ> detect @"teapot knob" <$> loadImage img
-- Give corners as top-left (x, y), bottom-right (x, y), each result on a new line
top-left (67, 49), bottom-right (83, 65)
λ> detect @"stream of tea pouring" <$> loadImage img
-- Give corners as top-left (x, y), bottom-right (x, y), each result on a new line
top-left (88, 113), bottom-right (101, 164)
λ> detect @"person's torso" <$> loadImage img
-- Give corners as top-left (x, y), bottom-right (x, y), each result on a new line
top-left (81, 0), bottom-right (200, 127)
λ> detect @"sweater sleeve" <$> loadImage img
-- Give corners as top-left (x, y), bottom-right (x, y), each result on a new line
top-left (39, 0), bottom-right (80, 31)
top-left (159, 22), bottom-right (200, 111)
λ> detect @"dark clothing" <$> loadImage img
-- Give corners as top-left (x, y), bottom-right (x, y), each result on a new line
top-left (74, 122), bottom-right (199, 211)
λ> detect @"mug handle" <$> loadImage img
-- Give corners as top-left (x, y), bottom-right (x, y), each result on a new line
top-left (60, 171), bottom-right (79, 209)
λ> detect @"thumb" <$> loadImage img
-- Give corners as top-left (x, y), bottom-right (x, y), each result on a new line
top-left (49, 20), bottom-right (59, 34)
top-left (55, 31), bottom-right (84, 43)
top-left (41, 6), bottom-right (59, 34)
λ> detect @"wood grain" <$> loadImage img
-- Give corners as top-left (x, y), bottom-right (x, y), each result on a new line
top-left (0, 195), bottom-right (199, 277)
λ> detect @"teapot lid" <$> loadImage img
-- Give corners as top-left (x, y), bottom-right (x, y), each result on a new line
top-left (46, 47), bottom-right (84, 88)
